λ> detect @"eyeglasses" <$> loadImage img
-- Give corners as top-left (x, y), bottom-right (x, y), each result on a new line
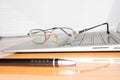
top-left (28, 27), bottom-right (77, 44)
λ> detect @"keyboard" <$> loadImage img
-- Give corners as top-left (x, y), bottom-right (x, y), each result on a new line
top-left (71, 31), bottom-right (120, 46)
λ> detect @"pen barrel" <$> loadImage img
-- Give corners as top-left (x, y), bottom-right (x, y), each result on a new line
top-left (0, 59), bottom-right (57, 67)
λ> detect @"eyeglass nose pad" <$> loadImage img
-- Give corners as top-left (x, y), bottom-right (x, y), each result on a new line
top-left (46, 34), bottom-right (50, 41)
top-left (53, 34), bottom-right (58, 41)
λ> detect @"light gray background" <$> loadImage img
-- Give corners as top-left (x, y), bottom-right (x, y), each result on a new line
top-left (0, 0), bottom-right (120, 36)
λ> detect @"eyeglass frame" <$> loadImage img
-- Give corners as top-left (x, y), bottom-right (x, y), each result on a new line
top-left (28, 27), bottom-right (77, 44)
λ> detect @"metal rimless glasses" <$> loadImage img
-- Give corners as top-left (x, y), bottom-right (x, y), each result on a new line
top-left (28, 27), bottom-right (77, 44)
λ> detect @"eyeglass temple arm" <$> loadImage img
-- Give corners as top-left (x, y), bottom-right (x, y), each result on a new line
top-left (79, 22), bottom-right (110, 34)
top-left (61, 28), bottom-right (73, 36)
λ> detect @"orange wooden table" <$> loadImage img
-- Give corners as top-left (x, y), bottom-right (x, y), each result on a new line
top-left (0, 52), bottom-right (120, 80)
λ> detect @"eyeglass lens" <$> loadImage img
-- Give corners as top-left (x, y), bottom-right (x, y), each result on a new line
top-left (29, 28), bottom-right (75, 44)
top-left (30, 29), bottom-right (46, 43)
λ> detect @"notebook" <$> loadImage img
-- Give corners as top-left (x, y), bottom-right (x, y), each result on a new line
top-left (3, 24), bottom-right (120, 52)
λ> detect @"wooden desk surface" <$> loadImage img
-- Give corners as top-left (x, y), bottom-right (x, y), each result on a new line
top-left (0, 52), bottom-right (120, 80)
top-left (0, 37), bottom-right (120, 80)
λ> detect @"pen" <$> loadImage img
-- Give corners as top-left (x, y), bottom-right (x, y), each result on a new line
top-left (0, 58), bottom-right (76, 67)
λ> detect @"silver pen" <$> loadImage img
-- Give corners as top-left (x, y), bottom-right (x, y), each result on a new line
top-left (0, 58), bottom-right (76, 67)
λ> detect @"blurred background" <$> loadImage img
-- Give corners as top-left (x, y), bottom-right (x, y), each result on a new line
top-left (0, 0), bottom-right (120, 37)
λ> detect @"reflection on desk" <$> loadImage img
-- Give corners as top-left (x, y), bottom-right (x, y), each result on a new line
top-left (0, 62), bottom-right (120, 80)
top-left (0, 62), bottom-right (109, 75)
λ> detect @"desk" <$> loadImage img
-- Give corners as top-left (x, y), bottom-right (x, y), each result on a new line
top-left (0, 37), bottom-right (120, 80)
